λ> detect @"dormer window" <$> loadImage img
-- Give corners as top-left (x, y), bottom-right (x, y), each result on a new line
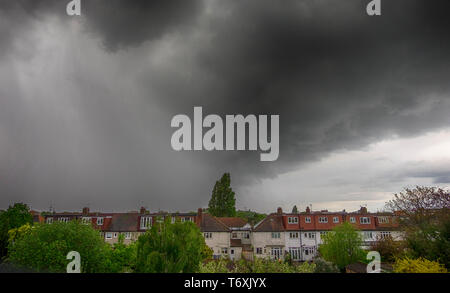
top-left (181, 217), bottom-right (192, 222)
top-left (378, 216), bottom-right (389, 224)
top-left (350, 217), bottom-right (356, 223)
top-left (82, 217), bottom-right (91, 224)
top-left (319, 216), bottom-right (328, 223)
top-left (333, 216), bottom-right (339, 223)
top-left (140, 216), bottom-right (152, 229)
top-left (288, 217), bottom-right (298, 224)
top-left (360, 217), bottom-right (371, 224)
top-left (305, 217), bottom-right (311, 223)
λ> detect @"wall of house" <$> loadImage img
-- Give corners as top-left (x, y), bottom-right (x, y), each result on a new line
top-left (205, 232), bottom-right (230, 257)
top-left (104, 232), bottom-right (141, 245)
top-left (252, 232), bottom-right (285, 259)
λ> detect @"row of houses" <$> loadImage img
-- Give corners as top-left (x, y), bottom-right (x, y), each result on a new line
top-left (32, 206), bottom-right (401, 262)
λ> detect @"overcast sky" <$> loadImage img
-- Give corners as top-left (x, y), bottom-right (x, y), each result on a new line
top-left (0, 0), bottom-right (449, 214)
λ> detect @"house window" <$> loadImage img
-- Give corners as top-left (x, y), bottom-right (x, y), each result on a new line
top-left (113, 232), bottom-right (118, 238)
top-left (378, 216), bottom-right (389, 224)
top-left (320, 231), bottom-right (328, 238)
top-left (319, 217), bottom-right (328, 223)
top-left (59, 217), bottom-right (69, 223)
top-left (305, 217), bottom-right (311, 223)
top-left (271, 247), bottom-right (282, 259)
top-left (81, 217), bottom-right (91, 224)
top-left (204, 232), bottom-right (212, 239)
top-left (333, 216), bottom-right (339, 223)
top-left (171, 216), bottom-right (176, 223)
top-left (46, 217), bottom-right (53, 224)
top-left (360, 217), bottom-right (371, 224)
top-left (364, 231), bottom-right (373, 240)
top-left (303, 247), bottom-right (315, 256)
top-left (288, 217), bottom-right (298, 224)
top-left (140, 216), bottom-right (152, 229)
top-left (97, 217), bottom-right (104, 226)
top-left (256, 247), bottom-right (263, 254)
top-left (271, 232), bottom-right (281, 239)
top-left (181, 217), bottom-right (192, 222)
top-left (221, 248), bottom-right (228, 255)
top-left (243, 232), bottom-right (250, 239)
top-left (231, 232), bottom-right (238, 239)
top-left (105, 232), bottom-right (112, 239)
top-left (124, 232), bottom-right (132, 240)
top-left (289, 232), bottom-right (299, 239)
top-left (380, 231), bottom-right (391, 239)
top-left (350, 217), bottom-right (356, 223)
top-left (288, 248), bottom-right (301, 260)
top-left (304, 232), bottom-right (315, 239)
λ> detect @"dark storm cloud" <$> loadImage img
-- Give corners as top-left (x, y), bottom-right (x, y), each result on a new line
top-left (1, 0), bottom-right (450, 211)
top-left (0, 0), bottom-right (204, 53)
top-left (135, 0), bottom-right (450, 183)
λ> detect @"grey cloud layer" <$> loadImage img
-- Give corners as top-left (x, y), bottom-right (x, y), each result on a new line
top-left (0, 0), bottom-right (449, 211)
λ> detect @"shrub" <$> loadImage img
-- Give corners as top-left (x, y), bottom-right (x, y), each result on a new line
top-left (198, 259), bottom-right (230, 273)
top-left (393, 257), bottom-right (447, 273)
top-left (313, 257), bottom-right (340, 273)
top-left (198, 257), bottom-right (316, 273)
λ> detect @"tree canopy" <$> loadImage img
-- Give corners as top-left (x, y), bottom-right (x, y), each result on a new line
top-left (7, 221), bottom-right (112, 273)
top-left (0, 203), bottom-right (33, 258)
top-left (135, 219), bottom-right (208, 273)
top-left (318, 222), bottom-right (366, 270)
top-left (208, 173), bottom-right (236, 217)
top-left (386, 186), bottom-right (450, 268)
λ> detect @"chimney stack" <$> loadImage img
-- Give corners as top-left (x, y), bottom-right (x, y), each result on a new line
top-left (82, 207), bottom-right (89, 215)
top-left (360, 206), bottom-right (368, 214)
top-left (197, 208), bottom-right (203, 224)
top-left (140, 206), bottom-right (147, 214)
top-left (277, 207), bottom-right (283, 215)
top-left (306, 206), bottom-right (311, 214)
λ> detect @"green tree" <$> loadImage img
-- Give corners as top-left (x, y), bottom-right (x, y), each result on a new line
top-left (208, 173), bottom-right (236, 217)
top-left (0, 203), bottom-right (33, 258)
top-left (135, 219), bottom-right (207, 273)
top-left (236, 210), bottom-right (266, 226)
top-left (386, 186), bottom-right (450, 268)
top-left (318, 222), bottom-right (366, 270)
top-left (7, 220), bottom-right (111, 273)
top-left (105, 234), bottom-right (137, 273)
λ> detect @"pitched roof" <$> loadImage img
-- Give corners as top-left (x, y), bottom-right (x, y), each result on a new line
top-left (253, 214), bottom-right (285, 232)
top-left (107, 213), bottom-right (139, 232)
top-left (199, 214), bottom-right (230, 232)
top-left (217, 217), bottom-right (247, 228)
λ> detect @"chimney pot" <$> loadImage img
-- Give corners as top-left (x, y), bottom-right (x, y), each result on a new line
top-left (277, 207), bottom-right (283, 215)
top-left (82, 207), bottom-right (89, 215)
top-left (140, 207), bottom-right (146, 214)
top-left (306, 206), bottom-right (311, 213)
